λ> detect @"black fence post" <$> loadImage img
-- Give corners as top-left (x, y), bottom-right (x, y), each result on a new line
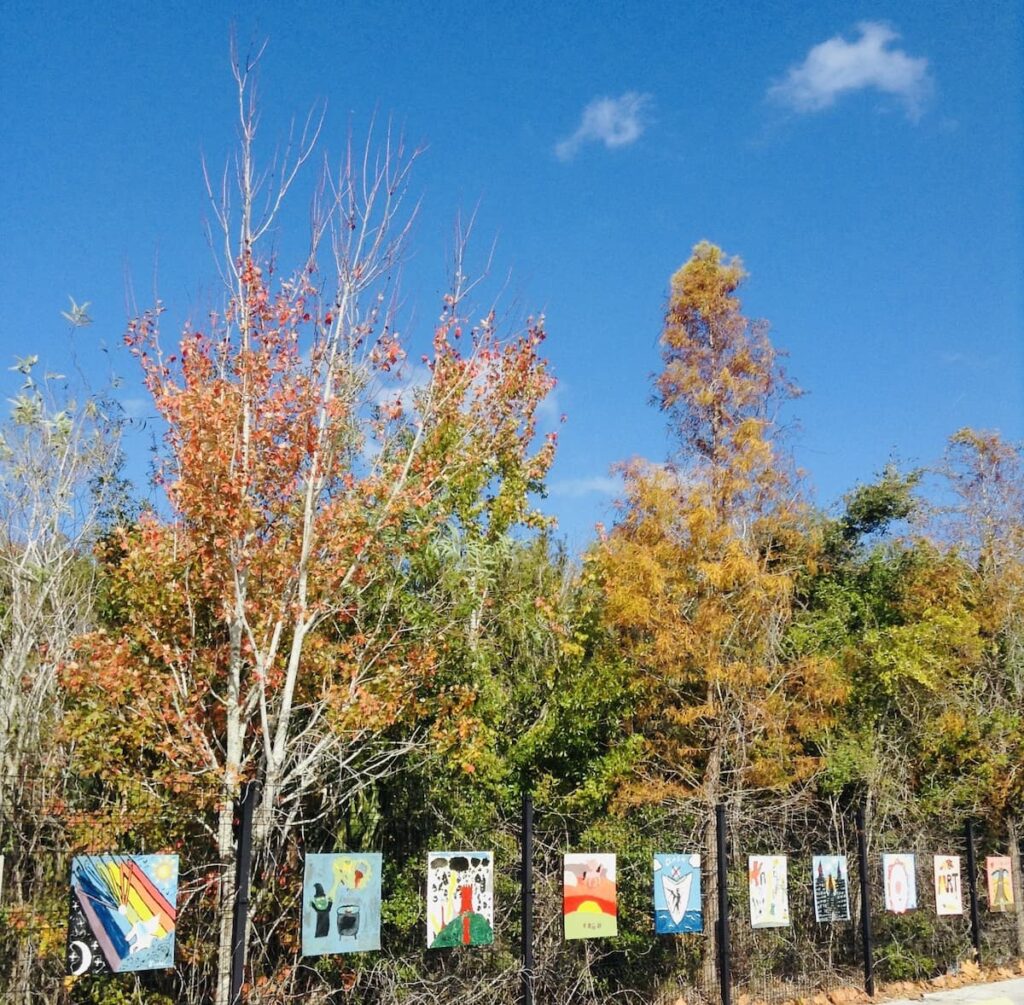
top-left (230, 780), bottom-right (258, 1005)
top-left (965, 820), bottom-right (982, 962)
top-left (716, 803), bottom-right (731, 1005)
top-left (521, 791), bottom-right (534, 1005)
top-left (855, 806), bottom-right (875, 996)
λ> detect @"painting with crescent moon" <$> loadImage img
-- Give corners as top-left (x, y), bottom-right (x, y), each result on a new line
top-left (653, 853), bottom-right (702, 934)
top-left (66, 854), bottom-right (178, 975)
top-left (302, 852), bottom-right (383, 955)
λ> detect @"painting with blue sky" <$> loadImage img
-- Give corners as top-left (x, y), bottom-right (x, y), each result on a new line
top-left (301, 853), bottom-right (382, 956)
top-left (67, 854), bottom-right (178, 975)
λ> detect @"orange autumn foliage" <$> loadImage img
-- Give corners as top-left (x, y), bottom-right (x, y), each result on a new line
top-left (592, 242), bottom-right (843, 808)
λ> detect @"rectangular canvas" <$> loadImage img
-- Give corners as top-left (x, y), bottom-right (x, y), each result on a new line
top-left (933, 855), bottom-right (963, 916)
top-left (426, 852), bottom-right (493, 948)
top-left (653, 853), bottom-right (702, 934)
top-left (748, 855), bottom-right (790, 928)
top-left (67, 854), bottom-right (178, 975)
top-left (882, 853), bottom-right (918, 914)
top-left (812, 855), bottom-right (851, 922)
top-left (302, 853), bottom-right (382, 955)
top-left (564, 854), bottom-right (618, 939)
top-left (986, 856), bottom-right (1014, 913)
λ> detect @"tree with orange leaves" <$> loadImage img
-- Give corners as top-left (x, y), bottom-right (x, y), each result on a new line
top-left (61, 51), bottom-right (556, 1004)
top-left (591, 242), bottom-right (842, 990)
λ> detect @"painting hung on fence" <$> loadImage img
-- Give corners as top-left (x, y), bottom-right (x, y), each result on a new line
top-left (653, 853), bottom-right (702, 934)
top-left (748, 855), bottom-right (790, 928)
top-left (812, 855), bottom-right (851, 922)
top-left (933, 855), bottom-right (963, 916)
top-left (564, 854), bottom-right (618, 939)
top-left (67, 854), bottom-right (178, 975)
top-left (302, 853), bottom-right (382, 955)
top-left (986, 856), bottom-right (1014, 913)
top-left (882, 853), bottom-right (917, 914)
top-left (426, 852), bottom-right (494, 948)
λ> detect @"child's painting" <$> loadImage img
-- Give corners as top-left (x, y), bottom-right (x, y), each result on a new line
top-left (653, 853), bottom-right (702, 934)
top-left (882, 854), bottom-right (917, 914)
top-left (933, 855), bottom-right (963, 916)
top-left (812, 855), bottom-right (851, 923)
top-left (302, 853), bottom-right (382, 955)
top-left (67, 855), bottom-right (178, 975)
top-left (426, 852), bottom-right (494, 948)
top-left (564, 854), bottom-right (618, 939)
top-left (986, 856), bottom-right (1014, 913)
top-left (748, 855), bottom-right (790, 928)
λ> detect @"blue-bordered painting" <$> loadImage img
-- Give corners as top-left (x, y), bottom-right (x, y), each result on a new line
top-left (653, 853), bottom-right (702, 934)
top-left (67, 854), bottom-right (178, 975)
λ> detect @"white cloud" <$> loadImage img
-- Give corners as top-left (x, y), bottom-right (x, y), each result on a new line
top-left (548, 474), bottom-right (623, 498)
top-left (769, 22), bottom-right (932, 120)
top-left (555, 92), bottom-right (652, 161)
top-left (372, 362), bottom-right (431, 412)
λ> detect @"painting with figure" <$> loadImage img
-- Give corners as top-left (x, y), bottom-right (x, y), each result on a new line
top-left (564, 854), bottom-right (618, 939)
top-left (66, 854), bottom-right (178, 975)
top-left (748, 855), bottom-right (789, 928)
top-left (812, 855), bottom-right (851, 922)
top-left (653, 853), bottom-right (702, 934)
top-left (986, 856), bottom-right (1014, 913)
top-left (882, 854), bottom-right (917, 914)
top-left (426, 852), bottom-right (493, 948)
top-left (933, 855), bottom-right (963, 916)
top-left (302, 853), bottom-right (382, 955)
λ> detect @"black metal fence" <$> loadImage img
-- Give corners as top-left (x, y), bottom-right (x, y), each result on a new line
top-left (1, 789), bottom-right (1021, 1005)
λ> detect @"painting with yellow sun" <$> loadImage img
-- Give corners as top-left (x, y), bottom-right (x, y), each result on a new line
top-left (67, 854), bottom-right (178, 976)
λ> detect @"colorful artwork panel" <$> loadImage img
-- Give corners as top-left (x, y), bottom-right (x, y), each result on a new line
top-left (749, 855), bottom-right (790, 928)
top-left (301, 853), bottom-right (382, 955)
top-left (426, 852), bottom-right (493, 948)
top-left (882, 854), bottom-right (917, 914)
top-left (986, 856), bottom-right (1014, 913)
top-left (933, 855), bottom-right (963, 916)
top-left (564, 854), bottom-right (618, 940)
top-left (653, 853), bottom-right (702, 934)
top-left (67, 854), bottom-right (178, 975)
top-left (812, 855), bottom-right (851, 923)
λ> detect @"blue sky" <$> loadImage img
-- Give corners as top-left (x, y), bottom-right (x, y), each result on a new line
top-left (1, 0), bottom-right (1020, 548)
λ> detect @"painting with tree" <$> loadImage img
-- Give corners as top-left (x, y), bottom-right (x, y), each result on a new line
top-left (812, 855), bottom-right (850, 922)
top-left (986, 856), bottom-right (1014, 912)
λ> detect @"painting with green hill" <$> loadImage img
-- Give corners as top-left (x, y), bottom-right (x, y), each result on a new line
top-left (426, 852), bottom-right (494, 948)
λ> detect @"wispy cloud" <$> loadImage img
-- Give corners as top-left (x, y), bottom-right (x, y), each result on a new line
top-left (769, 22), bottom-right (932, 120)
top-left (548, 474), bottom-right (623, 498)
top-left (555, 92), bottom-right (652, 161)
